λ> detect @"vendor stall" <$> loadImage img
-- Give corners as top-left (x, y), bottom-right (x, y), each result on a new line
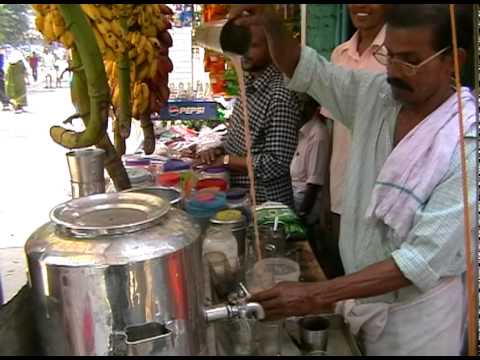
top-left (0, 3), bottom-right (477, 358)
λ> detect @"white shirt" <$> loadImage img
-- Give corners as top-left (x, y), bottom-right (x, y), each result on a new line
top-left (290, 114), bottom-right (329, 195)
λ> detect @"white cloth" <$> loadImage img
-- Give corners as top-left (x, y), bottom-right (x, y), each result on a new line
top-left (366, 88), bottom-right (477, 240)
top-left (335, 276), bottom-right (465, 355)
top-left (328, 122), bottom-right (351, 214)
top-left (290, 115), bottom-right (329, 191)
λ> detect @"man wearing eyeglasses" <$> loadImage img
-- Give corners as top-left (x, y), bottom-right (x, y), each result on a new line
top-left (229, 4), bottom-right (475, 356)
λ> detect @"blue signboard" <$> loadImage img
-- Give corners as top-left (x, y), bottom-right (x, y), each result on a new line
top-left (153, 100), bottom-right (222, 121)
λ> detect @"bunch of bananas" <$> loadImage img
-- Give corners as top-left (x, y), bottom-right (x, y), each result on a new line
top-left (33, 4), bottom-right (174, 121)
top-left (32, 4), bottom-right (75, 48)
top-left (79, 4), bottom-right (174, 120)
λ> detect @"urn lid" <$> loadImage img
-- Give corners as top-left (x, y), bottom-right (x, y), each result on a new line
top-left (50, 192), bottom-right (171, 238)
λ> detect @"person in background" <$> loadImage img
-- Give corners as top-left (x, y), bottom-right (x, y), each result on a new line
top-left (28, 51), bottom-right (40, 82)
top-left (320, 4), bottom-right (387, 278)
top-left (290, 95), bottom-right (330, 259)
top-left (195, 25), bottom-right (302, 208)
top-left (43, 49), bottom-right (56, 89)
top-left (0, 48), bottom-right (11, 111)
top-left (290, 95), bottom-right (329, 229)
top-left (5, 50), bottom-right (28, 113)
top-left (230, 4), bottom-right (475, 355)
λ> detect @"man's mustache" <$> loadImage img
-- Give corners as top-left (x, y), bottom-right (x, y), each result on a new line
top-left (387, 77), bottom-right (414, 93)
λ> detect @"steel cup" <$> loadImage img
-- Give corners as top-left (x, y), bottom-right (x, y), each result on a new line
top-left (66, 148), bottom-right (106, 198)
top-left (299, 316), bottom-right (330, 352)
top-left (193, 19), bottom-right (251, 55)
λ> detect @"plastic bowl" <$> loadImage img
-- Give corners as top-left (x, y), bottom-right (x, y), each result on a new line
top-left (157, 172), bottom-right (181, 187)
top-left (196, 178), bottom-right (228, 191)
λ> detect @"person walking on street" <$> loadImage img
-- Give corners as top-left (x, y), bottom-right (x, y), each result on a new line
top-left (0, 48), bottom-right (11, 111)
top-left (43, 49), bottom-right (56, 89)
top-left (28, 51), bottom-right (40, 82)
top-left (6, 50), bottom-right (28, 113)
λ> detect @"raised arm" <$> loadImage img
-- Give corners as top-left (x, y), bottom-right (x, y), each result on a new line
top-left (229, 5), bottom-right (384, 131)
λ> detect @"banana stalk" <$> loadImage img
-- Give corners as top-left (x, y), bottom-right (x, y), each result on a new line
top-left (140, 114), bottom-right (155, 155)
top-left (113, 115), bottom-right (126, 156)
top-left (50, 4), bottom-right (110, 149)
top-left (70, 48), bottom-right (131, 191)
top-left (118, 15), bottom-right (132, 142)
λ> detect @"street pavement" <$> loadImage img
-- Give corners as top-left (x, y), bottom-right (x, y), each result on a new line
top-left (0, 78), bottom-right (145, 303)
top-left (0, 81), bottom-right (78, 250)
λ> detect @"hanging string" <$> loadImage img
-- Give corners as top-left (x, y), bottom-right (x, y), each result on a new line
top-left (448, 4), bottom-right (476, 356)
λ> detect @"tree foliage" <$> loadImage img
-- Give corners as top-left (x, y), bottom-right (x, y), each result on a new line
top-left (0, 4), bottom-right (31, 46)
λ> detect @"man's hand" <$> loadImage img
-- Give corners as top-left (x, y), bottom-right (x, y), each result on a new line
top-left (228, 5), bottom-right (275, 27)
top-left (194, 147), bottom-right (224, 166)
top-left (250, 282), bottom-right (332, 320)
top-left (249, 259), bottom-right (412, 320)
top-left (228, 5), bottom-right (301, 79)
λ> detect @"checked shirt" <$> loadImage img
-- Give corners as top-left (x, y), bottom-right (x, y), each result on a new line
top-left (224, 64), bottom-right (302, 208)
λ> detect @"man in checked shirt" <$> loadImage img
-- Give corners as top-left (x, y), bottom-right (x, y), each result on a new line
top-left (196, 25), bottom-right (302, 208)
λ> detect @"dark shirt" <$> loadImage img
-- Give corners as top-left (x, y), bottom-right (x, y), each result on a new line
top-left (224, 64), bottom-right (301, 208)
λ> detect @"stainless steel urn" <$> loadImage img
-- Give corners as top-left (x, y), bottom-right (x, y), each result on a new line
top-left (25, 192), bottom-right (263, 356)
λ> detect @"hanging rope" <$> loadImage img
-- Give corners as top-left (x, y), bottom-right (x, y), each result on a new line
top-left (448, 4), bottom-right (476, 356)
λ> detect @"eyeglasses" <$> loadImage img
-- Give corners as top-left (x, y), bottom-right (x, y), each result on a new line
top-left (373, 45), bottom-right (450, 76)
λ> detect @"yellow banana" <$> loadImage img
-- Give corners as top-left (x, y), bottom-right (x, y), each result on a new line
top-left (142, 24), bottom-right (157, 38)
top-left (98, 5), bottom-right (113, 20)
top-left (148, 37), bottom-right (161, 49)
top-left (127, 31), bottom-right (136, 43)
top-left (130, 65), bottom-right (136, 83)
top-left (135, 51), bottom-right (146, 66)
top-left (51, 9), bottom-right (64, 26)
top-left (60, 31), bottom-right (75, 49)
top-left (95, 18), bottom-right (112, 37)
top-left (104, 61), bottom-right (113, 77)
top-left (103, 33), bottom-right (122, 53)
top-left (143, 36), bottom-right (154, 54)
top-left (132, 83), bottom-right (139, 98)
top-left (112, 63), bottom-right (118, 81)
top-left (35, 15), bottom-right (45, 33)
top-left (137, 34), bottom-right (147, 53)
top-left (128, 48), bottom-right (137, 60)
top-left (146, 52), bottom-right (155, 69)
top-left (32, 4), bottom-right (45, 14)
top-left (153, 16), bottom-right (167, 33)
top-left (92, 26), bottom-right (106, 54)
top-left (112, 85), bottom-right (120, 107)
top-left (142, 11), bottom-right (151, 27)
top-left (111, 20), bottom-right (125, 40)
top-left (42, 13), bottom-right (56, 41)
top-left (80, 4), bottom-right (102, 21)
top-left (151, 4), bottom-right (161, 17)
top-left (104, 48), bottom-right (116, 61)
top-left (137, 62), bottom-right (150, 82)
top-left (138, 10), bottom-right (145, 27)
top-left (52, 19), bottom-right (66, 40)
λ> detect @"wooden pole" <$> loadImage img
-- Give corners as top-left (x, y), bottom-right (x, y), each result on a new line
top-left (448, 4), bottom-right (477, 356)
